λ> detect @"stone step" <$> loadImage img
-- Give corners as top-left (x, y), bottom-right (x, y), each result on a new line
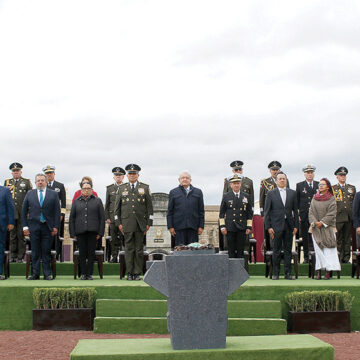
top-left (93, 316), bottom-right (287, 336)
top-left (96, 299), bottom-right (282, 319)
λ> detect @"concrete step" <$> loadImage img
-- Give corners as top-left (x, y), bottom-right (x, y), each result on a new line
top-left (96, 299), bottom-right (282, 319)
top-left (93, 316), bottom-right (287, 336)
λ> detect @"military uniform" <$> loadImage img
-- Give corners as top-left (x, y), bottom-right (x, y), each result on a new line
top-left (332, 166), bottom-right (356, 263)
top-left (114, 164), bottom-right (153, 278)
top-left (223, 176), bottom-right (254, 208)
top-left (219, 175), bottom-right (253, 258)
top-left (4, 163), bottom-right (32, 261)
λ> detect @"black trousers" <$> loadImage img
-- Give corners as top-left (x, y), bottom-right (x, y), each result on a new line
top-left (336, 221), bottom-right (351, 263)
top-left (30, 223), bottom-right (52, 277)
top-left (227, 230), bottom-right (246, 258)
top-left (272, 223), bottom-right (293, 276)
top-left (300, 219), bottom-right (312, 261)
top-left (77, 232), bottom-right (97, 276)
top-left (174, 229), bottom-right (198, 246)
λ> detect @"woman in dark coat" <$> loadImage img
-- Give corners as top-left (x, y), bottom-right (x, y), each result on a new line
top-left (69, 182), bottom-right (105, 280)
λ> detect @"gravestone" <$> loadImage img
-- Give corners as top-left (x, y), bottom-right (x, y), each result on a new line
top-left (144, 252), bottom-right (249, 350)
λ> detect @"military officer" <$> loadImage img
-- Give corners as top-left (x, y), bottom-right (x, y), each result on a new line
top-left (332, 166), bottom-right (356, 263)
top-left (219, 174), bottom-right (253, 258)
top-left (259, 161), bottom-right (288, 250)
top-left (4, 163), bottom-right (32, 262)
top-left (296, 165), bottom-right (319, 263)
top-left (223, 160), bottom-right (254, 209)
top-left (114, 164), bottom-right (153, 280)
top-left (105, 167), bottom-right (125, 262)
top-left (43, 165), bottom-right (66, 261)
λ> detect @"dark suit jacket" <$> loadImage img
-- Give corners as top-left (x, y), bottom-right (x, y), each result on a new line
top-left (353, 192), bottom-right (360, 229)
top-left (264, 188), bottom-right (299, 232)
top-left (0, 186), bottom-right (15, 233)
top-left (296, 180), bottom-right (319, 221)
top-left (22, 189), bottom-right (61, 232)
top-left (47, 180), bottom-right (66, 215)
top-left (167, 185), bottom-right (205, 230)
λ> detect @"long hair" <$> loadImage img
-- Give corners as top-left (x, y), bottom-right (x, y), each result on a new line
top-left (320, 177), bottom-right (332, 193)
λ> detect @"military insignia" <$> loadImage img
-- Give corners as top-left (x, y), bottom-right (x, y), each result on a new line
top-left (55, 187), bottom-right (60, 192)
top-left (228, 200), bottom-right (233, 205)
top-left (138, 198), bottom-right (140, 202)
top-left (302, 188), bottom-right (307, 194)
top-left (242, 197), bottom-right (248, 203)
top-left (122, 191), bottom-right (128, 196)
top-left (20, 183), bottom-right (26, 187)
top-left (126, 198), bottom-right (129, 201)
top-left (138, 188), bottom-right (145, 195)
top-left (332, 188), bottom-right (343, 201)
top-left (348, 188), bottom-right (354, 194)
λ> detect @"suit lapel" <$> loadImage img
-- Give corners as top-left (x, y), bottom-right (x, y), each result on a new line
top-left (275, 188), bottom-right (284, 207)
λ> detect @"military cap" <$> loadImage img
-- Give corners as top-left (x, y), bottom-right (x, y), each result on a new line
top-left (42, 165), bottom-right (55, 174)
top-left (334, 166), bottom-right (348, 176)
top-left (112, 167), bottom-right (125, 175)
top-left (302, 164), bottom-right (316, 173)
top-left (230, 160), bottom-right (244, 170)
top-left (268, 161), bottom-right (282, 170)
top-left (9, 162), bottom-right (23, 171)
top-left (125, 164), bottom-right (141, 174)
top-left (229, 174), bottom-right (243, 183)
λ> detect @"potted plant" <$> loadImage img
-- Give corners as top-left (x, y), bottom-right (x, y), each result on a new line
top-left (286, 290), bottom-right (353, 333)
top-left (33, 287), bottom-right (96, 331)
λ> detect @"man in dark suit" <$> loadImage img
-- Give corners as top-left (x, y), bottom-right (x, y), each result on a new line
top-left (219, 174), bottom-right (253, 258)
top-left (264, 172), bottom-right (298, 280)
top-left (296, 165), bottom-right (319, 263)
top-left (0, 186), bottom-right (15, 280)
top-left (167, 171), bottom-right (205, 246)
top-left (43, 165), bottom-right (66, 261)
top-left (22, 174), bottom-right (61, 280)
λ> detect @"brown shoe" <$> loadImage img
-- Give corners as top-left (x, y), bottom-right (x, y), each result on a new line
top-left (316, 270), bottom-right (321, 280)
top-left (324, 271), bottom-right (331, 280)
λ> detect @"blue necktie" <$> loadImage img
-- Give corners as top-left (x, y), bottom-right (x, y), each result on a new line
top-left (39, 190), bottom-right (45, 222)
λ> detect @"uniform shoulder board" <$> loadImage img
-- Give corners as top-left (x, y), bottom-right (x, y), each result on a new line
top-left (139, 182), bottom-right (149, 187)
top-left (106, 184), bottom-right (113, 188)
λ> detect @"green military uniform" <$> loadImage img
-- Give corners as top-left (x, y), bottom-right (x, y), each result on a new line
top-left (105, 182), bottom-right (124, 259)
top-left (259, 177), bottom-right (277, 217)
top-left (4, 174), bottom-right (32, 261)
top-left (115, 180), bottom-right (153, 277)
top-left (332, 181), bottom-right (356, 263)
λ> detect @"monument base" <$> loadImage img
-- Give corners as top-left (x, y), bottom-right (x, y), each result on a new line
top-left (70, 335), bottom-right (333, 360)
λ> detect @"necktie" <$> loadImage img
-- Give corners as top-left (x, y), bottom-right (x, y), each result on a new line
top-left (236, 193), bottom-right (239, 198)
top-left (39, 190), bottom-right (45, 222)
top-left (131, 184), bottom-right (135, 192)
top-left (309, 183), bottom-right (313, 189)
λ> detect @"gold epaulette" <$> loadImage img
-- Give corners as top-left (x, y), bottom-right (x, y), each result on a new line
top-left (261, 179), bottom-right (275, 192)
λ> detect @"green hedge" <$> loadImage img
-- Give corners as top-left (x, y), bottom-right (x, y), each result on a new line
top-left (285, 290), bottom-right (354, 312)
top-left (33, 287), bottom-right (97, 309)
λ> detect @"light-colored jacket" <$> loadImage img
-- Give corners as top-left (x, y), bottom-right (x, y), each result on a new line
top-left (308, 196), bottom-right (337, 249)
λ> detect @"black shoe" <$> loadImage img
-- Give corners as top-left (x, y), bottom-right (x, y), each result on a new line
top-left (80, 275), bottom-right (87, 280)
top-left (109, 258), bottom-right (117, 263)
top-left (303, 259), bottom-right (309, 264)
top-left (127, 273), bottom-right (133, 281)
top-left (272, 275), bottom-right (279, 280)
top-left (284, 274), bottom-right (295, 280)
top-left (0, 275), bottom-right (6, 280)
top-left (10, 258), bottom-right (16, 263)
top-left (44, 275), bottom-right (54, 280)
top-left (87, 275), bottom-right (93, 280)
top-left (133, 274), bottom-right (141, 281)
top-left (27, 275), bottom-right (40, 280)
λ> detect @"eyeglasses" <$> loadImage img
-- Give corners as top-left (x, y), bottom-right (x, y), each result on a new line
top-left (82, 188), bottom-right (92, 191)
top-left (319, 183), bottom-right (327, 187)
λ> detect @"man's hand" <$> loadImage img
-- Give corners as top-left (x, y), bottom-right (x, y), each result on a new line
top-left (315, 222), bottom-right (323, 229)
top-left (96, 234), bottom-right (101, 240)
top-left (293, 228), bottom-right (298, 236)
top-left (198, 227), bottom-right (204, 235)
top-left (246, 229), bottom-right (251, 235)
top-left (169, 228), bottom-right (176, 236)
top-left (24, 229), bottom-right (30, 237)
top-left (106, 219), bottom-right (111, 224)
top-left (8, 224), bottom-right (14, 231)
top-left (144, 225), bottom-right (150, 235)
top-left (268, 228), bottom-right (275, 239)
top-left (51, 228), bottom-right (58, 237)
top-left (221, 227), bottom-right (227, 235)
top-left (60, 215), bottom-right (64, 222)
top-left (357, 227), bottom-right (360, 236)
top-left (118, 224), bottom-right (124, 235)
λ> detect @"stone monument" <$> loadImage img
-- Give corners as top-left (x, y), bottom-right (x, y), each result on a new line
top-left (146, 192), bottom-right (171, 252)
top-left (144, 251), bottom-right (249, 350)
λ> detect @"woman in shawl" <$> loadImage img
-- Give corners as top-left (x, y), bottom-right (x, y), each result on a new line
top-left (309, 178), bottom-right (340, 280)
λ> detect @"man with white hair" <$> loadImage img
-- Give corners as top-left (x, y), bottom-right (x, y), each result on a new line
top-left (167, 171), bottom-right (205, 246)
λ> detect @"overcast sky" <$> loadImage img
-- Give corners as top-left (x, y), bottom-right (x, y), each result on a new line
top-left (1, 0), bottom-right (359, 207)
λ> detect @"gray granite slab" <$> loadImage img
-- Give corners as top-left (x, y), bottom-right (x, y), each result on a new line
top-left (144, 253), bottom-right (249, 350)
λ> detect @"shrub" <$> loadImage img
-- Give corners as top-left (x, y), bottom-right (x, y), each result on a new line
top-left (285, 290), bottom-right (354, 312)
top-left (33, 288), bottom-right (96, 309)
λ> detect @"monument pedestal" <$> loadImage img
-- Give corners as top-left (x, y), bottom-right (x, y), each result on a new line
top-left (70, 335), bottom-right (334, 360)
